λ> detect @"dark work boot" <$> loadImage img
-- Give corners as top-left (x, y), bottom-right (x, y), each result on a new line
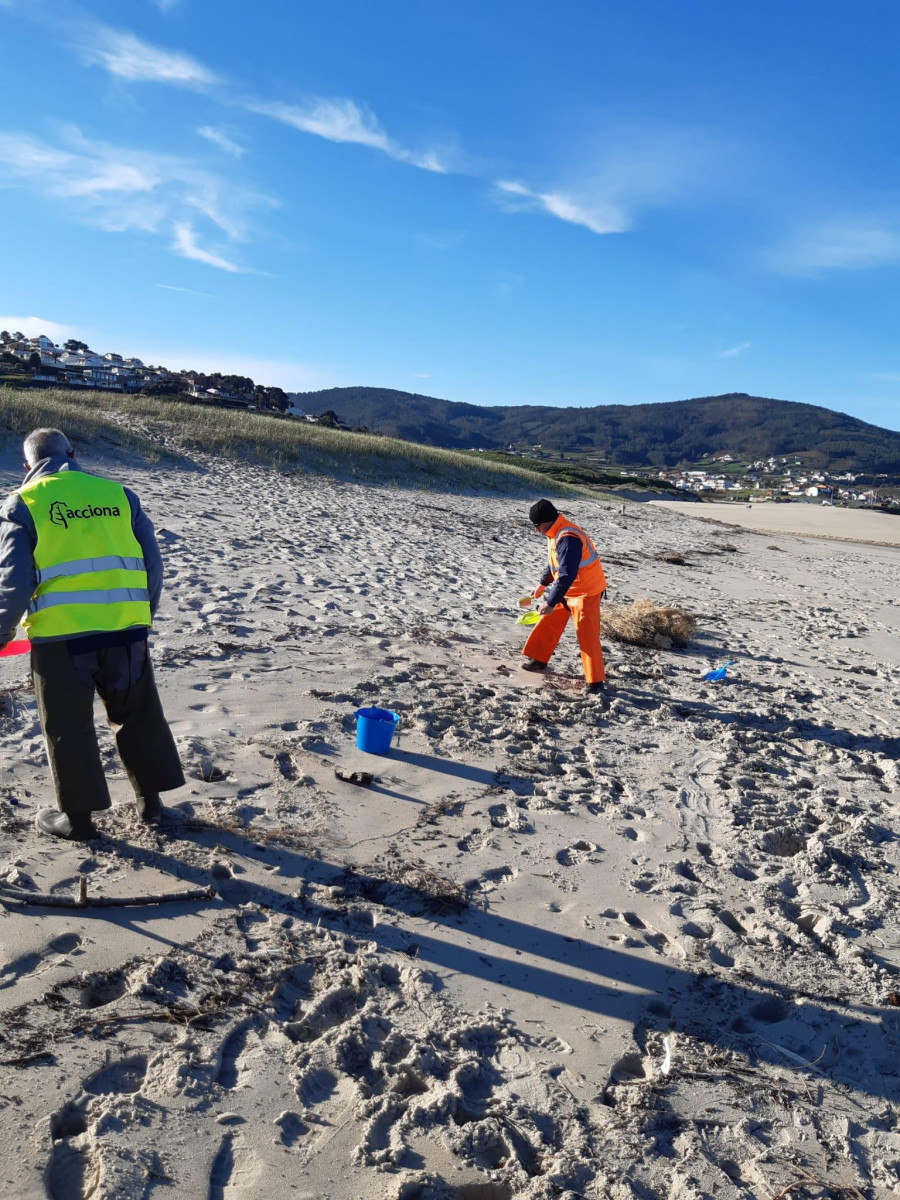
top-left (585, 681), bottom-right (607, 695)
top-left (36, 809), bottom-right (98, 841)
top-left (136, 792), bottom-right (164, 825)
top-left (521, 659), bottom-right (548, 673)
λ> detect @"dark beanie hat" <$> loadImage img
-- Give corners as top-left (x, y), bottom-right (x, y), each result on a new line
top-left (529, 498), bottom-right (559, 525)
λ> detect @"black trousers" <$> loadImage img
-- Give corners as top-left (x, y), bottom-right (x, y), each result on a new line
top-left (31, 639), bottom-right (185, 816)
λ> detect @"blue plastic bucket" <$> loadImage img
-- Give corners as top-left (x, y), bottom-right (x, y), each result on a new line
top-left (354, 707), bottom-right (399, 755)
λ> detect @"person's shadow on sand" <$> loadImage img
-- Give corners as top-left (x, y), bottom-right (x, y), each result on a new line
top-left (85, 818), bottom-right (900, 1106)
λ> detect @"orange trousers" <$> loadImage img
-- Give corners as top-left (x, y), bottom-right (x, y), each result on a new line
top-left (521, 592), bottom-right (605, 683)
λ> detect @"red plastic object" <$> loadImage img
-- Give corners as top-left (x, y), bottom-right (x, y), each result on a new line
top-left (0, 640), bottom-right (30, 658)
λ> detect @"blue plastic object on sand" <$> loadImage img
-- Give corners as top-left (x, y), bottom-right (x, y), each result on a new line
top-left (355, 707), bottom-right (400, 754)
top-left (702, 661), bottom-right (734, 682)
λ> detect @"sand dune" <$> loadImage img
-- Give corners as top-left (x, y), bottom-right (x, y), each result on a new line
top-left (1, 443), bottom-right (899, 1198)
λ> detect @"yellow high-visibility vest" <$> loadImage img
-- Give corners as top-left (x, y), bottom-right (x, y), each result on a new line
top-left (18, 471), bottom-right (151, 639)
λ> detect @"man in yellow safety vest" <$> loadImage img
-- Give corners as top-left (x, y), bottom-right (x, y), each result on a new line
top-left (0, 428), bottom-right (184, 840)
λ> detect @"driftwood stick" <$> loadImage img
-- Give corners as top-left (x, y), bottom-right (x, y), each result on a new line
top-left (0, 883), bottom-right (217, 909)
top-left (0, 1050), bottom-right (55, 1068)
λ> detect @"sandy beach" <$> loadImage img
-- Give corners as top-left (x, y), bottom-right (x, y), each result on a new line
top-left (1, 440), bottom-right (899, 1199)
top-left (650, 499), bottom-right (900, 548)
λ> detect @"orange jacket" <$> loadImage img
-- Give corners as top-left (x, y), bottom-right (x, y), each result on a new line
top-left (545, 513), bottom-right (607, 598)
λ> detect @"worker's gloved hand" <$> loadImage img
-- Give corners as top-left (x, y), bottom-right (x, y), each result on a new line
top-left (536, 600), bottom-right (553, 616)
top-left (531, 585), bottom-right (545, 599)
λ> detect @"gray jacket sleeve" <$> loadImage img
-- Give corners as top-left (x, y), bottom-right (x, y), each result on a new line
top-left (0, 496), bottom-right (38, 645)
top-left (124, 488), bottom-right (163, 617)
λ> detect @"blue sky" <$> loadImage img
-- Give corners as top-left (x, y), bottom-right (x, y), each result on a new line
top-left (1, 0), bottom-right (899, 430)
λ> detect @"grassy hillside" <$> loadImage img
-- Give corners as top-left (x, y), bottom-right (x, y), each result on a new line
top-left (293, 387), bottom-right (900, 473)
top-left (0, 387), bottom-right (601, 498)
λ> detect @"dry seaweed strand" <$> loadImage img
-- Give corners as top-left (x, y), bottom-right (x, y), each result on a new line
top-left (601, 597), bottom-right (697, 649)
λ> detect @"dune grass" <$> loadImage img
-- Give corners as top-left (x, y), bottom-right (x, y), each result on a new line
top-left (0, 387), bottom-right (596, 497)
top-left (0, 386), bottom-right (168, 461)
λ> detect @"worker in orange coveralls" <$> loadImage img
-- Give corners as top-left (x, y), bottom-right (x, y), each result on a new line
top-left (521, 499), bottom-right (607, 695)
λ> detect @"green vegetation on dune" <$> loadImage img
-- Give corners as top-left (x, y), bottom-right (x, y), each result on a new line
top-left (464, 450), bottom-right (678, 492)
top-left (0, 387), bottom-right (603, 498)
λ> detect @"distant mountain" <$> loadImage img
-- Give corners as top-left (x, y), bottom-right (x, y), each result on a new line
top-left (292, 388), bottom-right (900, 473)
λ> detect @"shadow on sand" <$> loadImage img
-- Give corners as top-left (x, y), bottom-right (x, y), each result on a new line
top-left (73, 815), bottom-right (900, 1106)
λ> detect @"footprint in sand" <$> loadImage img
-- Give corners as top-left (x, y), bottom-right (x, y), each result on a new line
top-left (46, 1107), bottom-right (98, 1200)
top-left (556, 840), bottom-right (600, 866)
top-left (45, 1060), bottom-right (146, 1200)
top-left (0, 932), bottom-right (84, 990)
top-left (217, 1020), bottom-right (259, 1090)
top-left (465, 865), bottom-right (517, 896)
top-left (84, 1055), bottom-right (148, 1095)
top-left (78, 968), bottom-right (128, 1009)
top-left (274, 1110), bottom-right (307, 1147)
top-left (207, 1132), bottom-right (253, 1200)
top-left (532, 1032), bottom-right (574, 1055)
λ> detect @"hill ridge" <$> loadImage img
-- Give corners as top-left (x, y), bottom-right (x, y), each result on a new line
top-left (291, 388), bottom-right (900, 473)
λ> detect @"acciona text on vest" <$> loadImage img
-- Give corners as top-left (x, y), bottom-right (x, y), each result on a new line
top-left (49, 501), bottom-right (121, 530)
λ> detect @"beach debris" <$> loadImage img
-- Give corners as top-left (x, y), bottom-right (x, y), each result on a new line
top-left (601, 597), bottom-right (697, 648)
top-left (0, 874), bottom-right (217, 909)
top-left (654, 550), bottom-right (689, 565)
top-left (657, 1035), bottom-right (673, 1077)
top-left (0, 862), bottom-right (32, 888)
top-left (702, 660), bottom-right (735, 682)
top-left (763, 1040), bottom-right (828, 1077)
top-left (196, 761), bottom-right (229, 783)
top-left (334, 768), bottom-right (374, 788)
top-left (340, 859), bottom-right (468, 915)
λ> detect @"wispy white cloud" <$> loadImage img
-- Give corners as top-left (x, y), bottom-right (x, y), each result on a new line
top-left (78, 26), bottom-right (219, 88)
top-left (247, 96), bottom-right (448, 173)
top-left (153, 0), bottom-right (184, 11)
top-left (197, 126), bottom-right (245, 157)
top-left (495, 128), bottom-right (713, 236)
top-left (156, 283), bottom-right (218, 298)
top-left (0, 128), bottom-right (271, 268)
top-left (770, 215), bottom-right (900, 274)
top-left (250, 97), bottom-right (389, 151)
top-left (719, 341), bottom-right (752, 358)
top-left (496, 180), bottom-right (627, 235)
top-left (0, 315), bottom-right (81, 340)
top-left (172, 223), bottom-right (241, 272)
